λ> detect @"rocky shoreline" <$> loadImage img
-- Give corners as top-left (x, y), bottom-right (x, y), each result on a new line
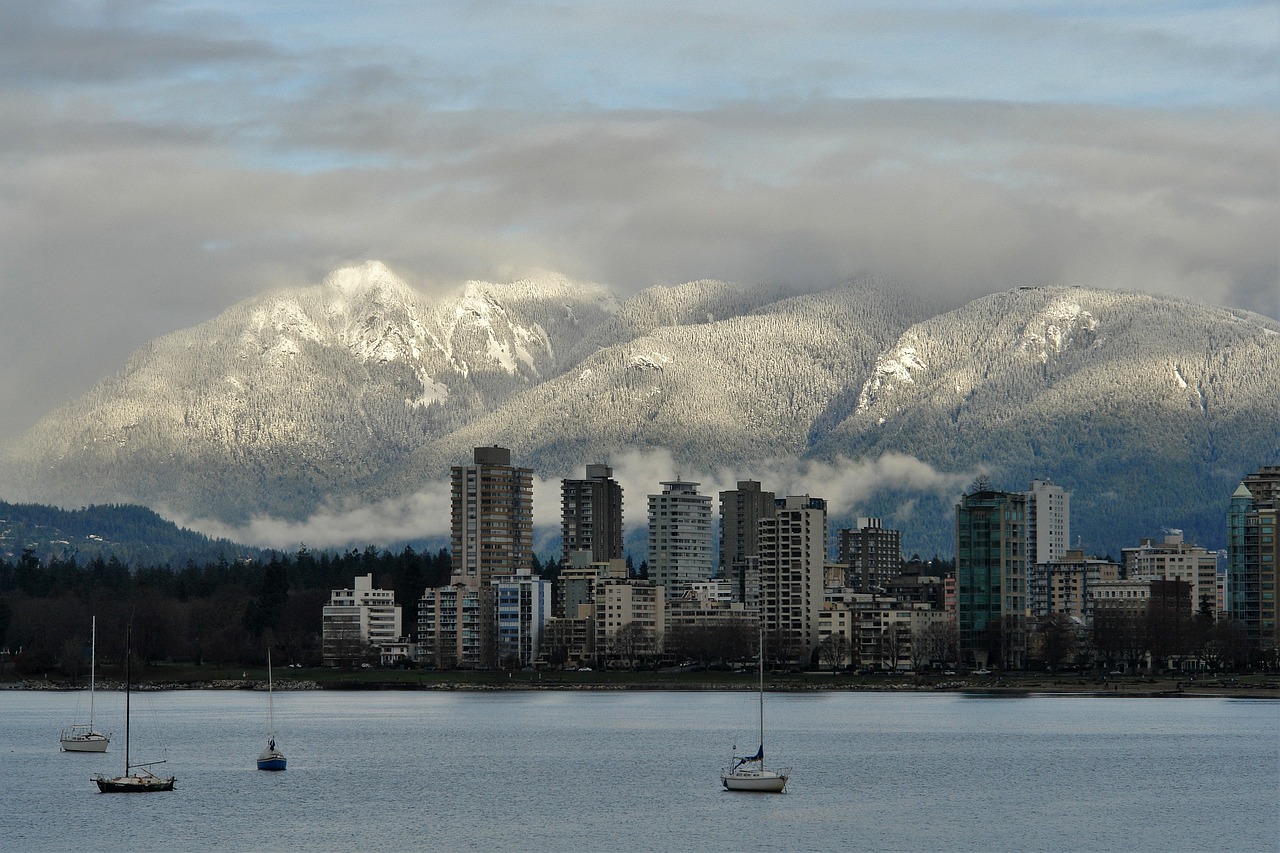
top-left (3, 676), bottom-right (1275, 699)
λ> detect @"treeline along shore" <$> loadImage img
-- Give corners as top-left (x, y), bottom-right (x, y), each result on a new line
top-left (0, 545), bottom-right (456, 676)
top-left (3, 547), bottom-right (1277, 701)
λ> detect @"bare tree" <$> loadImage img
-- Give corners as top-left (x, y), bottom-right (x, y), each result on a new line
top-left (607, 621), bottom-right (654, 670)
top-left (917, 621), bottom-right (958, 669)
top-left (818, 634), bottom-right (850, 672)
top-left (1036, 613), bottom-right (1075, 672)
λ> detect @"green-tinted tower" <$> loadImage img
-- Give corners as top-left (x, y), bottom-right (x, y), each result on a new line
top-left (1228, 466), bottom-right (1279, 660)
top-left (956, 488), bottom-right (1027, 670)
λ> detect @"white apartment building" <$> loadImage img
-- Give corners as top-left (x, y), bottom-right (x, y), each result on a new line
top-left (819, 595), bottom-right (946, 671)
top-left (647, 480), bottom-right (713, 597)
top-left (322, 573), bottom-right (403, 666)
top-left (1122, 531), bottom-right (1219, 618)
top-left (1026, 479), bottom-right (1071, 567)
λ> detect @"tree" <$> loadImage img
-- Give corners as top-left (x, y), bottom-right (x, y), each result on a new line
top-left (1036, 613), bottom-right (1076, 673)
top-left (324, 617), bottom-right (373, 669)
top-left (607, 621), bottom-right (654, 669)
top-left (1144, 580), bottom-right (1192, 672)
top-left (818, 634), bottom-right (850, 672)
top-left (968, 474), bottom-right (993, 494)
top-left (1202, 618), bottom-right (1249, 672)
top-left (244, 556), bottom-right (290, 636)
top-left (917, 621), bottom-right (958, 669)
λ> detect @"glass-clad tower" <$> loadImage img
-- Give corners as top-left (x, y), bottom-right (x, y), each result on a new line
top-left (956, 488), bottom-right (1027, 670)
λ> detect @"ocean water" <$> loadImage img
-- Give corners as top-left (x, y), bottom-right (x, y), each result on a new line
top-left (2, 689), bottom-right (1275, 852)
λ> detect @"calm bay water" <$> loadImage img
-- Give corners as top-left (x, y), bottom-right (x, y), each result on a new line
top-left (1, 689), bottom-right (1275, 852)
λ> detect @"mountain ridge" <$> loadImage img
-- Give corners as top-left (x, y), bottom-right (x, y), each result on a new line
top-left (2, 262), bottom-right (1276, 558)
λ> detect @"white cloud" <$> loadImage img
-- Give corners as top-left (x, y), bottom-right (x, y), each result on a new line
top-left (176, 449), bottom-right (973, 551)
top-left (1, 2), bottom-right (1275, 442)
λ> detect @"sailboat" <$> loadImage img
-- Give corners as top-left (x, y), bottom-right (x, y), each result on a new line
top-left (61, 616), bottom-right (112, 752)
top-left (92, 622), bottom-right (175, 792)
top-left (256, 648), bottom-right (286, 771)
top-left (721, 622), bottom-right (790, 793)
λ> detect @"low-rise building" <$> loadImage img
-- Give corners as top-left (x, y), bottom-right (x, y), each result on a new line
top-left (1122, 531), bottom-right (1218, 618)
top-left (417, 584), bottom-right (488, 669)
top-left (1030, 550), bottom-right (1121, 619)
top-left (594, 579), bottom-right (665, 667)
top-left (322, 573), bottom-right (403, 667)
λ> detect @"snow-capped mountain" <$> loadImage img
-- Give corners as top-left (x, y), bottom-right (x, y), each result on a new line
top-left (2, 263), bottom-right (1277, 557)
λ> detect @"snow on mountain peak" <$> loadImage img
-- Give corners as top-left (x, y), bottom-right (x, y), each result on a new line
top-left (856, 342), bottom-right (926, 412)
top-left (1018, 297), bottom-right (1098, 363)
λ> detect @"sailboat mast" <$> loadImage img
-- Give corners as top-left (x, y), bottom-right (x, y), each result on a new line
top-left (89, 616), bottom-right (96, 729)
top-left (267, 648), bottom-right (275, 738)
top-left (758, 621), bottom-right (765, 765)
top-left (123, 622), bottom-right (131, 774)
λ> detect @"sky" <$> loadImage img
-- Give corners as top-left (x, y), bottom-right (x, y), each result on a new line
top-left (1, 0), bottom-right (1277, 444)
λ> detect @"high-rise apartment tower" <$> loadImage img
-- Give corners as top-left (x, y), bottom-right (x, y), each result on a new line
top-left (450, 446), bottom-right (534, 589)
top-left (647, 480), bottom-right (713, 597)
top-left (1228, 465), bottom-right (1279, 656)
top-left (561, 464), bottom-right (624, 564)
top-left (1025, 479), bottom-right (1071, 567)
top-left (956, 487), bottom-right (1027, 669)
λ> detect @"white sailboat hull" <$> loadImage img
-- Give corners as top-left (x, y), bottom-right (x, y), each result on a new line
top-left (721, 768), bottom-right (789, 793)
top-left (61, 729), bottom-right (110, 752)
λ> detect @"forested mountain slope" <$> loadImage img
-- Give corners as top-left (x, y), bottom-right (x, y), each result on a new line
top-left (0, 500), bottom-right (253, 566)
top-left (806, 288), bottom-right (1280, 554)
top-left (1, 263), bottom-right (1276, 558)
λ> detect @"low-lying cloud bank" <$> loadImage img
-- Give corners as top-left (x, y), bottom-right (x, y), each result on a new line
top-left (182, 451), bottom-right (976, 553)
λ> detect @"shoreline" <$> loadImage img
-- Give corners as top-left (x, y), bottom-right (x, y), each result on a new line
top-left (4, 676), bottom-right (1275, 700)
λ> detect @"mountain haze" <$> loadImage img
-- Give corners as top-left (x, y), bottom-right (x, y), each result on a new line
top-left (2, 262), bottom-right (1276, 558)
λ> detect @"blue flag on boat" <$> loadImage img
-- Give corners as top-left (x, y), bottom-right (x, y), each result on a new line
top-left (734, 745), bottom-right (764, 768)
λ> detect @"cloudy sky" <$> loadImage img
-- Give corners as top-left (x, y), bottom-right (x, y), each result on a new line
top-left (1, 1), bottom-right (1276, 443)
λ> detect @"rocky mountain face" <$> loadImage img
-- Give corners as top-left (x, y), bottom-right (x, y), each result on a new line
top-left (2, 262), bottom-right (1277, 557)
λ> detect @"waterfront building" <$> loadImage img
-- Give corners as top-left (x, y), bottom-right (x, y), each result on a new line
top-left (556, 552), bottom-right (626, 619)
top-left (561, 464), bottom-right (624, 564)
top-left (666, 585), bottom-right (756, 662)
top-left (540, 616), bottom-right (593, 669)
top-left (1030, 550), bottom-right (1121, 620)
top-left (322, 573), bottom-right (403, 667)
top-left (884, 568), bottom-right (949, 612)
top-left (647, 479), bottom-right (714, 597)
top-left (593, 579), bottom-right (665, 667)
top-left (819, 594), bottom-right (946, 671)
top-left (725, 555), bottom-right (762, 612)
top-left (1122, 531), bottom-right (1218, 618)
top-left (759, 495), bottom-right (828, 664)
top-left (1025, 479), bottom-right (1071, 567)
top-left (493, 572), bottom-right (553, 668)
top-left (1228, 466), bottom-right (1280, 656)
top-left (417, 584), bottom-right (488, 669)
top-left (451, 446), bottom-right (534, 590)
top-left (956, 487), bottom-right (1027, 670)
top-left (837, 517), bottom-right (902, 593)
